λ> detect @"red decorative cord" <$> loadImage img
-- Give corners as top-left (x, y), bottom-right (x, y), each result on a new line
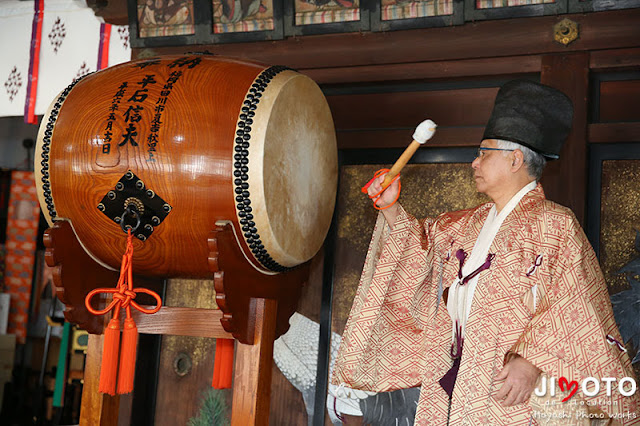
top-left (360, 168), bottom-right (401, 211)
top-left (84, 230), bottom-right (162, 395)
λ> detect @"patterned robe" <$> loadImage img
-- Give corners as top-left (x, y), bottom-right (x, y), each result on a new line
top-left (332, 184), bottom-right (640, 425)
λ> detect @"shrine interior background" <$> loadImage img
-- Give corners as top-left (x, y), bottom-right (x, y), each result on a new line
top-left (0, 0), bottom-right (639, 425)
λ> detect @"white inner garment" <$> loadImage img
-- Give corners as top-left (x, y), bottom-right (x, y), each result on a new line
top-left (447, 180), bottom-right (537, 339)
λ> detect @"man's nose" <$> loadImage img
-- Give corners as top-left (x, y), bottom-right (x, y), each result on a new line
top-left (471, 157), bottom-right (480, 169)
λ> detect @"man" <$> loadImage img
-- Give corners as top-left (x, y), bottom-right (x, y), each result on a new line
top-left (332, 80), bottom-right (639, 425)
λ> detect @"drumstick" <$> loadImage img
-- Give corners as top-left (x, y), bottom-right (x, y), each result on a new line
top-left (379, 139), bottom-right (423, 189)
top-left (378, 120), bottom-right (437, 190)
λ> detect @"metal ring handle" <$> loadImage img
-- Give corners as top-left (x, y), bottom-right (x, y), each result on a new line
top-left (120, 204), bottom-right (141, 234)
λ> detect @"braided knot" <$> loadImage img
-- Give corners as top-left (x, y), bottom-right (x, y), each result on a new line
top-left (112, 288), bottom-right (136, 308)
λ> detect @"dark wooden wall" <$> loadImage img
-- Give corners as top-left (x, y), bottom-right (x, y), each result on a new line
top-left (122, 7), bottom-right (640, 425)
top-left (134, 8), bottom-right (640, 225)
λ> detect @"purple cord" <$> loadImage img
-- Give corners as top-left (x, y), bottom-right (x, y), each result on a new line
top-left (456, 249), bottom-right (495, 285)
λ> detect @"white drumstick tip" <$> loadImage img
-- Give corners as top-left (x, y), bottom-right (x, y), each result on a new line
top-left (412, 119), bottom-right (437, 144)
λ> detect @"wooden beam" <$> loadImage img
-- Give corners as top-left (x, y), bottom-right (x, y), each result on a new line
top-left (540, 52), bottom-right (590, 225)
top-left (86, 0), bottom-right (128, 25)
top-left (588, 123), bottom-right (640, 143)
top-left (303, 55), bottom-right (542, 85)
top-left (326, 87), bottom-right (498, 131)
top-left (131, 306), bottom-right (233, 338)
top-left (136, 9), bottom-right (640, 72)
top-left (590, 47), bottom-right (640, 71)
top-left (337, 126), bottom-right (484, 149)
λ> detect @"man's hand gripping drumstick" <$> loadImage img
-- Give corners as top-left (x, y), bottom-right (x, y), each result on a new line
top-left (362, 119), bottom-right (437, 227)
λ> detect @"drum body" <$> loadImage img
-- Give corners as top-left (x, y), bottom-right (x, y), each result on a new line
top-left (35, 55), bottom-right (337, 277)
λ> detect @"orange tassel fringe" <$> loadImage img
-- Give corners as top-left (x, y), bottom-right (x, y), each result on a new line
top-left (117, 318), bottom-right (138, 394)
top-left (212, 338), bottom-right (234, 389)
top-left (99, 318), bottom-right (121, 395)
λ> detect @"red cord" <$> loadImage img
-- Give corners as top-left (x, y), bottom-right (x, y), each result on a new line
top-left (84, 230), bottom-right (162, 395)
top-left (360, 168), bottom-right (401, 211)
top-left (85, 231), bottom-right (162, 318)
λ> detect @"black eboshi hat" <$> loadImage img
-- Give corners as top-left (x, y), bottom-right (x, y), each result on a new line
top-left (482, 80), bottom-right (574, 160)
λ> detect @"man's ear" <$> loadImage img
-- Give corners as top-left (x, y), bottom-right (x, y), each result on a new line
top-left (511, 150), bottom-right (525, 171)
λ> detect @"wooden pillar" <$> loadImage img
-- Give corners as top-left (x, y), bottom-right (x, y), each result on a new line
top-left (540, 52), bottom-right (590, 225)
top-left (80, 334), bottom-right (120, 426)
top-left (231, 298), bottom-right (277, 426)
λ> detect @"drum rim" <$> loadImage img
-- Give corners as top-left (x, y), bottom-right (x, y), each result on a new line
top-left (232, 67), bottom-right (337, 273)
top-left (231, 65), bottom-right (295, 273)
top-left (35, 75), bottom-right (91, 227)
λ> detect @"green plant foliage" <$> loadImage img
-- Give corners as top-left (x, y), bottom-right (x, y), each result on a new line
top-left (187, 388), bottom-right (230, 426)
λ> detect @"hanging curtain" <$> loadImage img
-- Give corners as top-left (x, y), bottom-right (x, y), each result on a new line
top-left (0, 0), bottom-right (131, 121)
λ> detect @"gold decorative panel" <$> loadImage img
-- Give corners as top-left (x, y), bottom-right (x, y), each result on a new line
top-left (600, 160), bottom-right (640, 293)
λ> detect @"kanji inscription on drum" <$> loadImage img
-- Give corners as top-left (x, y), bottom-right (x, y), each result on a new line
top-left (134, 59), bottom-right (161, 69)
top-left (121, 74), bottom-right (158, 150)
top-left (167, 56), bottom-right (202, 69)
top-left (102, 82), bottom-right (128, 155)
top-left (147, 70), bottom-right (182, 162)
top-left (131, 56), bottom-right (202, 70)
top-left (99, 56), bottom-right (204, 162)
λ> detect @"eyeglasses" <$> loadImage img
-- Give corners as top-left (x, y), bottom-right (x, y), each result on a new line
top-left (476, 147), bottom-right (515, 158)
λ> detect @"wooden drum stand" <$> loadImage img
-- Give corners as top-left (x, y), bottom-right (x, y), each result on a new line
top-left (45, 220), bottom-right (310, 425)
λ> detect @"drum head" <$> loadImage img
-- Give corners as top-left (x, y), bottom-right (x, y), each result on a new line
top-left (242, 71), bottom-right (337, 268)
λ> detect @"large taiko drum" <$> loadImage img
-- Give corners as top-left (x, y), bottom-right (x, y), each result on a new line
top-left (35, 54), bottom-right (337, 277)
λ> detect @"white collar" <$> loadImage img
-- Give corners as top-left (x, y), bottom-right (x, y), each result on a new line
top-left (449, 180), bottom-right (538, 335)
top-left (491, 180), bottom-right (537, 222)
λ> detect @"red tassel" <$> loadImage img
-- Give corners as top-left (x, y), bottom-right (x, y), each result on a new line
top-left (212, 344), bottom-right (221, 387)
top-left (99, 318), bottom-right (121, 395)
top-left (212, 338), bottom-right (234, 389)
top-left (117, 318), bottom-right (138, 394)
top-left (219, 339), bottom-right (234, 388)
